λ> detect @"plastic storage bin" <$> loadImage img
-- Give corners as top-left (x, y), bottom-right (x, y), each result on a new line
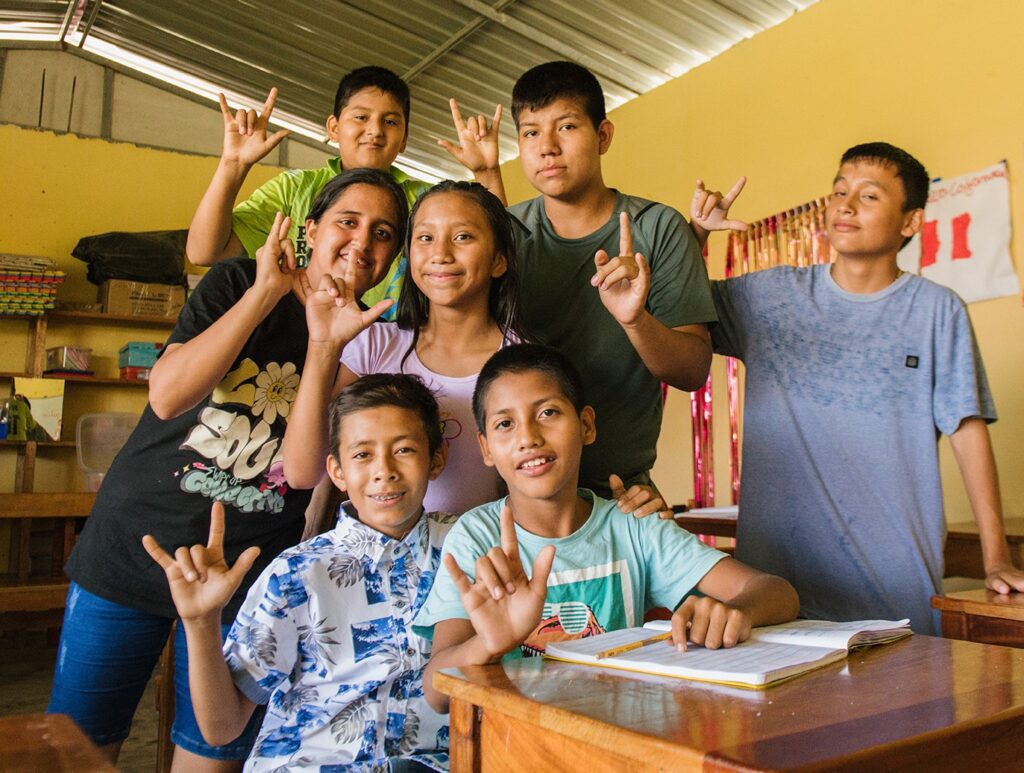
top-left (118, 342), bottom-right (163, 369)
top-left (76, 412), bottom-right (140, 491)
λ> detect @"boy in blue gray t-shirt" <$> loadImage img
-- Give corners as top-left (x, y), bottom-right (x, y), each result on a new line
top-left (414, 344), bottom-right (799, 713)
top-left (701, 143), bottom-right (1024, 634)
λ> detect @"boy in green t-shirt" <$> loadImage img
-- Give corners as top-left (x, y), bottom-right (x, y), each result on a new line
top-left (441, 62), bottom-right (741, 499)
top-left (186, 66), bottom-right (503, 313)
top-left (414, 343), bottom-right (799, 713)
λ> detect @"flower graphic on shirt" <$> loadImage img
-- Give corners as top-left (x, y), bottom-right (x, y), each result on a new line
top-left (252, 362), bottom-right (299, 424)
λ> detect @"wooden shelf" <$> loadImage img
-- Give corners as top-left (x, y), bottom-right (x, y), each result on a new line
top-left (1, 492), bottom-right (95, 518)
top-left (46, 309), bottom-right (177, 327)
top-left (0, 371), bottom-right (149, 387)
top-left (0, 440), bottom-right (77, 448)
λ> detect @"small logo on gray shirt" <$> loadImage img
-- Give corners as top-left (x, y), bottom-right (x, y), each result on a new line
top-left (905, 355), bottom-right (920, 369)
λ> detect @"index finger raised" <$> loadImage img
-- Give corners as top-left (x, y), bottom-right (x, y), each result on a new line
top-left (218, 93), bottom-right (233, 122)
top-left (261, 87), bottom-right (279, 117)
top-left (618, 211), bottom-right (633, 257)
top-left (721, 176), bottom-right (747, 207)
top-left (206, 501), bottom-right (227, 551)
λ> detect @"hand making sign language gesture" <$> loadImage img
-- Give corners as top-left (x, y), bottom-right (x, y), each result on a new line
top-left (689, 177), bottom-right (749, 246)
top-left (218, 87), bottom-right (291, 168)
top-left (437, 98), bottom-right (508, 205)
top-left (591, 212), bottom-right (651, 327)
top-left (300, 255), bottom-right (394, 349)
top-left (444, 505), bottom-right (556, 658)
top-left (142, 502), bottom-right (261, 623)
top-left (437, 98), bottom-right (503, 176)
top-left (254, 212), bottom-right (298, 302)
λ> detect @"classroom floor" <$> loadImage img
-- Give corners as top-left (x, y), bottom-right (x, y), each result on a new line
top-left (0, 640), bottom-right (160, 772)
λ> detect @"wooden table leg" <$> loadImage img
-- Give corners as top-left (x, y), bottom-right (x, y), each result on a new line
top-left (448, 697), bottom-right (481, 773)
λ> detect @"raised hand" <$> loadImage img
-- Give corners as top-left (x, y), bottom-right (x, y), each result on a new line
top-left (219, 88), bottom-right (291, 167)
top-left (671, 594), bottom-right (752, 653)
top-left (609, 474), bottom-right (673, 519)
top-left (300, 268), bottom-right (393, 348)
top-left (444, 505), bottom-right (555, 658)
top-left (142, 502), bottom-right (261, 623)
top-left (591, 212), bottom-right (650, 326)
top-left (437, 98), bottom-right (503, 174)
top-left (691, 177), bottom-right (749, 234)
top-left (253, 212), bottom-right (297, 301)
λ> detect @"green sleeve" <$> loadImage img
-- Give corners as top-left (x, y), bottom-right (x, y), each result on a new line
top-left (231, 170), bottom-right (299, 258)
top-left (634, 205), bottom-right (718, 329)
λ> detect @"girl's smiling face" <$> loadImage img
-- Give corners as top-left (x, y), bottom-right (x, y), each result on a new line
top-left (408, 191), bottom-right (507, 309)
top-left (304, 183), bottom-right (402, 296)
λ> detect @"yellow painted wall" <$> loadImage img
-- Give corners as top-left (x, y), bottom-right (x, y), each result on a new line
top-left (0, 125), bottom-right (283, 491)
top-left (502, 0), bottom-right (1024, 521)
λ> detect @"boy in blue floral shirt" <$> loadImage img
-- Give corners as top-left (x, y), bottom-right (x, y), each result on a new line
top-left (145, 374), bottom-right (454, 771)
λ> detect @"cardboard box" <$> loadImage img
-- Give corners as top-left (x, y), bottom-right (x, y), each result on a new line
top-left (98, 280), bottom-right (184, 318)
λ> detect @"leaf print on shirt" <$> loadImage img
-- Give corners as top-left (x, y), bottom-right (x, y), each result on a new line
top-left (397, 710), bottom-right (420, 754)
top-left (331, 696), bottom-right (377, 745)
top-left (327, 552), bottom-right (364, 587)
top-left (297, 616), bottom-right (341, 671)
top-left (337, 527), bottom-right (381, 558)
top-left (231, 616), bottom-right (277, 667)
top-left (253, 361), bottom-right (300, 424)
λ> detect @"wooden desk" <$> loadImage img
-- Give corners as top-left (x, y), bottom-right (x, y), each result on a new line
top-left (944, 518), bottom-right (1024, 579)
top-left (673, 509), bottom-right (737, 539)
top-left (437, 636), bottom-right (1024, 772)
top-left (932, 588), bottom-right (1024, 647)
top-left (0, 713), bottom-right (115, 772)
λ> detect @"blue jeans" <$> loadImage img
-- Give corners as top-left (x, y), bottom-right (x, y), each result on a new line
top-left (47, 582), bottom-right (259, 759)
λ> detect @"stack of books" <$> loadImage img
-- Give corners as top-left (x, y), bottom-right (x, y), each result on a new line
top-left (0, 254), bottom-right (66, 316)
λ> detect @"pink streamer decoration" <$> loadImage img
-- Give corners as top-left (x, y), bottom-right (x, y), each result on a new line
top-left (690, 244), bottom-right (715, 534)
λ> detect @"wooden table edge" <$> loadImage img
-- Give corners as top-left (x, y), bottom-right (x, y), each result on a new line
top-left (435, 666), bottom-right (709, 768)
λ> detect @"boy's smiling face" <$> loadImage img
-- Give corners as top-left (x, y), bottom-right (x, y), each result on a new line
top-left (516, 96), bottom-right (612, 201)
top-left (326, 405), bottom-right (445, 540)
top-left (326, 87), bottom-right (408, 171)
top-left (477, 370), bottom-right (596, 504)
top-left (826, 160), bottom-right (923, 260)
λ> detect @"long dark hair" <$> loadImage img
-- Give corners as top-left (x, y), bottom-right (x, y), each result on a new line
top-left (396, 181), bottom-right (527, 366)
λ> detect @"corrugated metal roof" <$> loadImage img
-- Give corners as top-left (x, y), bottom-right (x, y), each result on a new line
top-left (0, 0), bottom-right (815, 179)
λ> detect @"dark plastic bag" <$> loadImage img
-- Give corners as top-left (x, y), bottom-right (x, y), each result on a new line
top-left (72, 229), bottom-right (188, 286)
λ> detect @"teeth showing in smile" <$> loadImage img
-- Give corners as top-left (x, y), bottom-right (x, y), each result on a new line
top-left (371, 492), bottom-right (403, 503)
top-left (519, 457), bottom-right (553, 469)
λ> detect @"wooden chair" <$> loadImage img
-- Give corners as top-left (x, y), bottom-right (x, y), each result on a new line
top-left (0, 492), bottom-right (95, 640)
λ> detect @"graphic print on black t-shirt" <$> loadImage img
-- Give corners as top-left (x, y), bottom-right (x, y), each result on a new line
top-left (178, 357), bottom-right (299, 513)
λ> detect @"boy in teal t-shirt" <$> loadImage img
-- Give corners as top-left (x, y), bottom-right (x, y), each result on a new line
top-left (414, 344), bottom-right (798, 712)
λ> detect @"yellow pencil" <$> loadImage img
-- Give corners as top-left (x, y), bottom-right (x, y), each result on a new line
top-left (595, 631), bottom-right (674, 660)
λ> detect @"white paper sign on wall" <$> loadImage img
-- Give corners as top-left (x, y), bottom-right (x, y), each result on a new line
top-left (898, 161), bottom-right (1020, 304)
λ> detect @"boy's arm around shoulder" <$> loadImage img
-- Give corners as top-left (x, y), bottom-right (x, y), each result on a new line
top-left (949, 417), bottom-right (1024, 593)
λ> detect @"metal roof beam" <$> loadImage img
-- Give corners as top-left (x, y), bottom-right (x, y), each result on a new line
top-left (403, 0), bottom-right (515, 83)
top-left (448, 0), bottom-right (640, 95)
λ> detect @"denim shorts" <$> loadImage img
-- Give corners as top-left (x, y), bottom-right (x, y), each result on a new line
top-left (47, 582), bottom-right (260, 759)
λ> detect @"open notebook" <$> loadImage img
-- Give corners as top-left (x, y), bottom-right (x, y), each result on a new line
top-left (544, 618), bottom-right (912, 689)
